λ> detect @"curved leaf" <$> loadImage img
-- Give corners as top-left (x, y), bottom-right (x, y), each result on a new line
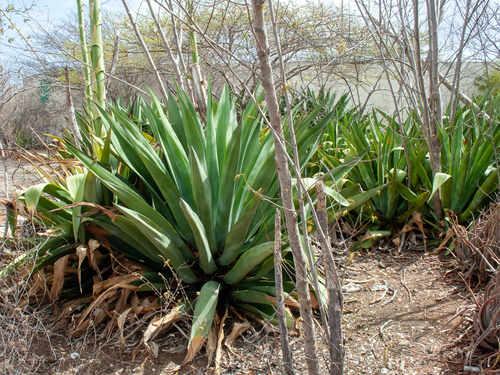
top-left (224, 242), bottom-right (274, 285)
top-left (180, 199), bottom-right (216, 275)
top-left (184, 281), bottom-right (220, 365)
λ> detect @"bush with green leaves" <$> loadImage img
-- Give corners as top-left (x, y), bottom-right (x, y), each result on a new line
top-left (320, 97), bottom-right (499, 227)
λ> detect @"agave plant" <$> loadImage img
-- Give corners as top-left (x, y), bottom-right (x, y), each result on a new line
top-left (334, 109), bottom-right (430, 225)
top-left (439, 99), bottom-right (500, 220)
top-left (2, 84), bottom-right (341, 360)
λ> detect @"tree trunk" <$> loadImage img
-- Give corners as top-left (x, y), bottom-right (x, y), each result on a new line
top-left (317, 182), bottom-right (344, 374)
top-left (65, 65), bottom-right (81, 150)
top-left (146, 0), bottom-right (185, 92)
top-left (427, 0), bottom-right (444, 220)
top-left (0, 137), bottom-right (8, 250)
top-left (89, 0), bottom-right (106, 137)
top-left (250, 1), bottom-right (320, 374)
top-left (187, 0), bottom-right (207, 117)
top-left (105, 29), bottom-right (120, 92)
top-left (274, 209), bottom-right (295, 375)
top-left (77, 0), bottom-right (93, 108)
top-left (122, 0), bottom-right (169, 106)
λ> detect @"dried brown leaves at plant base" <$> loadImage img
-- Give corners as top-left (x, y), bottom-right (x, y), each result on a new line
top-left (11, 248), bottom-right (189, 358)
top-left (453, 201), bottom-right (500, 278)
top-left (471, 271), bottom-right (500, 355)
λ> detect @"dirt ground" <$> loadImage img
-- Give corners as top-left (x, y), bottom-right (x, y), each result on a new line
top-left (0, 152), bottom-right (44, 218)
top-left (0, 154), bottom-right (478, 374)
top-left (1, 251), bottom-right (471, 375)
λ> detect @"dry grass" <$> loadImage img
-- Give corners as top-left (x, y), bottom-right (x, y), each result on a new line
top-left (0, 245), bottom-right (56, 374)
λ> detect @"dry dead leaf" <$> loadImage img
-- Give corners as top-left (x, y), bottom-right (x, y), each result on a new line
top-left (118, 307), bottom-right (133, 350)
top-left (432, 227), bottom-right (455, 254)
top-left (93, 274), bottom-right (138, 296)
top-left (49, 255), bottom-right (69, 302)
top-left (412, 211), bottom-right (427, 251)
top-left (182, 335), bottom-right (205, 365)
top-left (206, 317), bottom-right (218, 367)
top-left (76, 245), bottom-right (88, 292)
top-left (225, 321), bottom-right (252, 353)
top-left (76, 280), bottom-right (140, 332)
top-left (28, 270), bottom-right (47, 297)
top-left (215, 308), bottom-right (228, 375)
top-left (265, 294), bottom-right (300, 308)
top-left (143, 306), bottom-right (184, 351)
top-left (88, 239), bottom-right (103, 281)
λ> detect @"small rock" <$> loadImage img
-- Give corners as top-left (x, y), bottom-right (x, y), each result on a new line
top-left (399, 339), bottom-right (411, 346)
top-left (342, 283), bottom-right (363, 293)
top-left (463, 366), bottom-right (480, 372)
top-left (399, 359), bottom-right (405, 371)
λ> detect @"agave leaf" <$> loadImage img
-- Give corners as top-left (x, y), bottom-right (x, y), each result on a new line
top-left (428, 173), bottom-right (452, 203)
top-left (232, 289), bottom-right (277, 306)
top-left (396, 182), bottom-right (418, 202)
top-left (218, 192), bottom-right (261, 266)
top-left (396, 191), bottom-right (430, 222)
top-left (0, 229), bottom-right (73, 279)
top-left (204, 80), bottom-right (220, 216)
top-left (143, 92), bottom-right (194, 203)
top-left (333, 184), bottom-right (387, 219)
top-left (215, 123), bottom-right (242, 248)
top-left (115, 205), bottom-right (197, 284)
top-left (245, 256), bottom-right (276, 281)
top-left (189, 147), bottom-right (216, 253)
top-left (450, 139), bottom-right (470, 212)
top-left (180, 199), bottom-right (217, 275)
top-left (323, 184), bottom-right (350, 206)
top-left (183, 281), bottom-right (220, 365)
top-left (461, 168), bottom-right (499, 220)
top-left (166, 92), bottom-right (188, 151)
top-left (24, 183), bottom-right (71, 214)
top-left (67, 174), bottom-right (87, 241)
top-left (318, 148), bottom-right (369, 182)
top-left (223, 242), bottom-right (274, 285)
top-left (33, 243), bottom-right (75, 274)
top-left (214, 85), bottom-right (236, 173)
top-left (237, 303), bottom-right (293, 328)
top-left (460, 130), bottom-right (500, 210)
top-left (178, 91), bottom-right (207, 163)
top-left (96, 216), bottom-right (169, 266)
top-left (66, 142), bottom-right (193, 250)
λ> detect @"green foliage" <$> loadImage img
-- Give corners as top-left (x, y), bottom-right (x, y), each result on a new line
top-left (440, 98), bottom-right (500, 220)
top-left (38, 75), bottom-right (56, 105)
top-left (13, 128), bottom-right (37, 148)
top-left (3, 84), bottom-right (500, 363)
top-left (313, 91), bottom-right (500, 228)
top-left (3, 84), bottom-right (345, 360)
top-left (475, 68), bottom-right (500, 96)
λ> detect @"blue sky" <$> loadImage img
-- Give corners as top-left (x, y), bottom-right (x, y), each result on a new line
top-left (1, 0), bottom-right (143, 67)
top-left (33, 0), bottom-right (144, 21)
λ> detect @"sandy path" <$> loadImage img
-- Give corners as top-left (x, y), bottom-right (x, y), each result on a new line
top-left (0, 153), bottom-right (46, 224)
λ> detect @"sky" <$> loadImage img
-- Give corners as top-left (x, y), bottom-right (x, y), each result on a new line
top-left (0, 0), bottom-right (144, 69)
top-left (32, 0), bottom-right (144, 21)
